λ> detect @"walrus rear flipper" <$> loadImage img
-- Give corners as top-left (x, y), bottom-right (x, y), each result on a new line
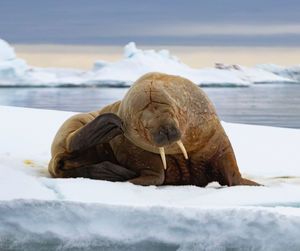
top-left (49, 111), bottom-right (128, 179)
top-left (70, 113), bottom-right (123, 152)
top-left (61, 113), bottom-right (137, 181)
top-left (62, 161), bottom-right (138, 181)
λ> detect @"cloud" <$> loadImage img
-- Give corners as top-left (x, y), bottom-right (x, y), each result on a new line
top-left (1, 0), bottom-right (300, 45)
top-left (139, 23), bottom-right (300, 36)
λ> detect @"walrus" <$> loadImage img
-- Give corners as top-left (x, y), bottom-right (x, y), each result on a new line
top-left (49, 72), bottom-right (259, 187)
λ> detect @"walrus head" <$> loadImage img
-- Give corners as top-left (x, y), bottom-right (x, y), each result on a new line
top-left (117, 73), bottom-right (195, 169)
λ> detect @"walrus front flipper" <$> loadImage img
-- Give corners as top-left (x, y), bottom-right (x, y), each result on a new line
top-left (62, 161), bottom-right (138, 181)
top-left (211, 144), bottom-right (260, 186)
top-left (126, 154), bottom-right (165, 186)
top-left (239, 178), bottom-right (260, 186)
top-left (70, 113), bottom-right (123, 152)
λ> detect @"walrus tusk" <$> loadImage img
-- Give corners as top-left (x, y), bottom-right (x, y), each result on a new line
top-left (158, 147), bottom-right (167, 170)
top-left (177, 140), bottom-right (188, 159)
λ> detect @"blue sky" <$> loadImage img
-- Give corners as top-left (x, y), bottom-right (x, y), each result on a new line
top-left (1, 0), bottom-right (300, 46)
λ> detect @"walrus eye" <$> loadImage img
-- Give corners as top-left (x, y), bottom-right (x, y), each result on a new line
top-left (158, 140), bottom-right (188, 170)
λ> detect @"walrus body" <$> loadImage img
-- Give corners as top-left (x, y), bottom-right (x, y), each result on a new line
top-left (49, 72), bottom-right (258, 187)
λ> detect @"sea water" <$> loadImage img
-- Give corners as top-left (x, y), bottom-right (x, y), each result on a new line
top-left (0, 83), bottom-right (299, 128)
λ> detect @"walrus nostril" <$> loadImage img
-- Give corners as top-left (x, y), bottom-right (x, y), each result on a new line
top-left (153, 125), bottom-right (181, 146)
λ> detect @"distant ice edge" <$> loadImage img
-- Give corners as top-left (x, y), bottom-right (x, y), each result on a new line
top-left (0, 38), bottom-right (299, 87)
top-left (1, 199), bottom-right (300, 251)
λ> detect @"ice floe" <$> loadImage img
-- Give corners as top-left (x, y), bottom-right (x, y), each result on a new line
top-left (1, 106), bottom-right (300, 250)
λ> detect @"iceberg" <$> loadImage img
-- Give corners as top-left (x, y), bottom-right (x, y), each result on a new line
top-left (257, 63), bottom-right (300, 82)
top-left (0, 38), bottom-right (90, 86)
top-left (0, 39), bottom-right (15, 61)
top-left (0, 38), bottom-right (298, 87)
top-left (0, 39), bottom-right (29, 84)
top-left (1, 105), bottom-right (300, 250)
top-left (90, 43), bottom-right (295, 86)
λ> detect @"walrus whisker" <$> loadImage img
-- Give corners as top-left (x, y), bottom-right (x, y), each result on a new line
top-left (177, 140), bottom-right (188, 159)
top-left (158, 147), bottom-right (167, 170)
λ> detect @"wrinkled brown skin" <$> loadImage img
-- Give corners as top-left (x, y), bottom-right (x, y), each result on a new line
top-left (49, 72), bottom-right (259, 187)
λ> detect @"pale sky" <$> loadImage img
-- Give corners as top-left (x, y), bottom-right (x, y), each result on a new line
top-left (1, 0), bottom-right (300, 46)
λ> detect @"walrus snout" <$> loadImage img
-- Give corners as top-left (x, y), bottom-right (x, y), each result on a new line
top-left (153, 125), bottom-right (181, 147)
top-left (152, 125), bottom-right (188, 170)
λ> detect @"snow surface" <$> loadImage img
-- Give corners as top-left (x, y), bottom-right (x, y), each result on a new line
top-left (1, 105), bottom-right (300, 250)
top-left (0, 38), bottom-right (298, 87)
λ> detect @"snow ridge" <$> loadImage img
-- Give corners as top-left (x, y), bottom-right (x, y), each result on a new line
top-left (1, 199), bottom-right (300, 251)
